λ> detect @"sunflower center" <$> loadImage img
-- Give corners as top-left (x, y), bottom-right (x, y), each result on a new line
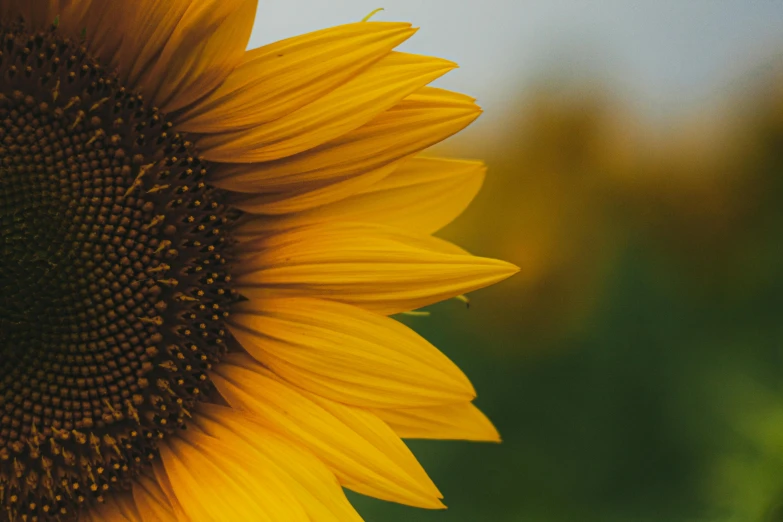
top-left (0, 23), bottom-right (237, 520)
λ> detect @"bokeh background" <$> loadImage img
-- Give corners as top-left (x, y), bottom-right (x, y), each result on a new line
top-left (251, 2), bottom-right (783, 521)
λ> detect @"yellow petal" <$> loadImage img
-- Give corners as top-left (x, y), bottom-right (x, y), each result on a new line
top-left (235, 222), bottom-right (519, 315)
top-left (373, 403), bottom-right (501, 441)
top-left (12, 0), bottom-right (57, 29)
top-left (197, 52), bottom-right (456, 162)
top-left (134, 0), bottom-right (257, 113)
top-left (237, 220), bottom-right (470, 260)
top-left (230, 296), bottom-right (475, 408)
top-left (231, 160), bottom-right (403, 216)
top-left (132, 474), bottom-right (179, 522)
top-left (208, 86), bottom-right (480, 199)
top-left (212, 354), bottom-right (445, 509)
top-left (112, 0), bottom-right (191, 86)
top-left (9, 0), bottom-right (123, 62)
top-left (85, 494), bottom-right (140, 522)
top-left (195, 404), bottom-right (364, 522)
top-left (0, 3), bottom-right (17, 21)
top-left (159, 429), bottom-right (309, 522)
top-left (151, 461), bottom-right (189, 522)
top-left (236, 156), bottom-right (485, 235)
top-left (307, 391), bottom-right (445, 506)
top-left (176, 22), bottom-right (417, 133)
top-left (59, 0), bottom-right (127, 70)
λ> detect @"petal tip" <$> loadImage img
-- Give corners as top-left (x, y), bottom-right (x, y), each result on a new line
top-left (496, 260), bottom-right (521, 276)
top-left (482, 423), bottom-right (503, 444)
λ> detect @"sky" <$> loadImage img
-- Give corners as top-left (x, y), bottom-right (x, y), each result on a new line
top-left (249, 1), bottom-right (783, 145)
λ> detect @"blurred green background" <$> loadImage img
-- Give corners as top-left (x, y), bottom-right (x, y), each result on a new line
top-left (252, 2), bottom-right (783, 521)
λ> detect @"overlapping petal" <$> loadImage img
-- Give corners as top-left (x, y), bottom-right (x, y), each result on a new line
top-left (229, 296), bottom-right (474, 408)
top-left (0, 3), bottom-right (16, 21)
top-left (236, 156), bottom-right (486, 235)
top-left (112, 1), bottom-right (192, 85)
top-left (374, 402), bottom-right (501, 441)
top-left (235, 222), bottom-right (518, 315)
top-left (196, 52), bottom-right (456, 162)
top-left (59, 0), bottom-right (128, 69)
top-left (83, 494), bottom-right (141, 522)
top-left (152, 461), bottom-right (190, 521)
top-left (177, 22), bottom-right (417, 133)
top-left (194, 405), bottom-right (364, 522)
top-left (132, 475), bottom-right (179, 522)
top-left (10, 0), bottom-right (58, 30)
top-left (208, 87), bottom-right (481, 215)
top-left (159, 426), bottom-right (310, 521)
top-left (133, 0), bottom-right (258, 112)
top-left (212, 354), bottom-right (445, 509)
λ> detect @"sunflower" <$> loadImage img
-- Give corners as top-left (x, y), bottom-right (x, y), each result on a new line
top-left (0, 2), bottom-right (518, 521)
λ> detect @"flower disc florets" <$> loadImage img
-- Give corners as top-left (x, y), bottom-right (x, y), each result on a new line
top-left (0, 22), bottom-right (237, 521)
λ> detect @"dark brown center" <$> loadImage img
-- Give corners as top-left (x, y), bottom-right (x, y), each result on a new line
top-left (0, 20), bottom-right (237, 521)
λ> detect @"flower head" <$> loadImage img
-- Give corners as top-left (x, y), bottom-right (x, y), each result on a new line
top-left (0, 2), bottom-right (517, 520)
